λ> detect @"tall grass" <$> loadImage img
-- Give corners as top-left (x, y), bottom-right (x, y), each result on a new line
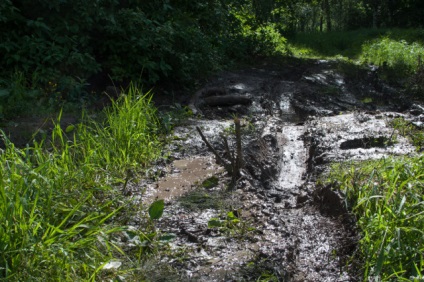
top-left (288, 28), bottom-right (424, 60)
top-left (326, 156), bottom-right (424, 281)
top-left (0, 85), bottom-right (163, 280)
top-left (288, 28), bottom-right (424, 95)
top-left (78, 84), bottom-right (162, 175)
top-left (361, 38), bottom-right (424, 78)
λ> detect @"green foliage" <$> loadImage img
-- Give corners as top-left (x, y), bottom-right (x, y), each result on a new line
top-left (149, 200), bottom-right (165, 220)
top-left (0, 0), bottom-right (293, 103)
top-left (391, 117), bottom-right (424, 152)
top-left (289, 28), bottom-right (424, 95)
top-left (158, 103), bottom-right (194, 134)
top-left (361, 38), bottom-right (424, 80)
top-left (208, 210), bottom-right (255, 237)
top-left (245, 24), bottom-right (288, 56)
top-left (202, 176), bottom-right (219, 188)
top-left (240, 258), bottom-right (281, 282)
top-left (78, 84), bottom-right (162, 175)
top-left (288, 28), bottom-right (424, 60)
top-left (0, 72), bottom-right (40, 118)
top-left (0, 85), bottom-right (166, 280)
top-left (326, 156), bottom-right (424, 281)
top-left (229, 6), bottom-right (288, 58)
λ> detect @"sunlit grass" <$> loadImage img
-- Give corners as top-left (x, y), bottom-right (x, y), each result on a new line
top-left (0, 85), bottom-right (164, 280)
top-left (326, 156), bottom-right (424, 281)
top-left (288, 28), bottom-right (424, 60)
top-left (288, 28), bottom-right (424, 97)
top-left (360, 38), bottom-right (424, 79)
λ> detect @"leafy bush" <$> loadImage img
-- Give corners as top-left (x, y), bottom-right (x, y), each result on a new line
top-left (245, 24), bottom-right (288, 56)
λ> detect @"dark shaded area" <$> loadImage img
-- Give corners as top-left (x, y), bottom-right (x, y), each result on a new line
top-left (340, 136), bottom-right (394, 150)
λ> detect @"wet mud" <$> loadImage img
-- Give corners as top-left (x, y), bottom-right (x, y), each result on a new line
top-left (138, 59), bottom-right (422, 281)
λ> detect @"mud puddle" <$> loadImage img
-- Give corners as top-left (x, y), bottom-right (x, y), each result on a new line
top-left (143, 156), bottom-right (224, 203)
top-left (136, 59), bottom-right (422, 281)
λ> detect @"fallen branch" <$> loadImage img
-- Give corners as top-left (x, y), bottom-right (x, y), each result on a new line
top-left (196, 126), bottom-right (231, 172)
top-left (234, 117), bottom-right (244, 171)
top-left (196, 117), bottom-right (244, 184)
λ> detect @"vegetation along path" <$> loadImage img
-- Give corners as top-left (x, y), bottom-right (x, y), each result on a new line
top-left (128, 58), bottom-right (423, 281)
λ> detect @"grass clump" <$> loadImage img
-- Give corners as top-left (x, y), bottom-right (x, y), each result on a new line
top-left (78, 84), bottom-right (162, 176)
top-left (391, 117), bottom-right (424, 152)
top-left (360, 38), bottom-right (424, 79)
top-left (0, 85), bottom-right (164, 281)
top-left (288, 28), bottom-right (424, 61)
top-left (326, 156), bottom-right (424, 281)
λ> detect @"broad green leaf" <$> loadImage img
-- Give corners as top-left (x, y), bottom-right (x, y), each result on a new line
top-left (208, 218), bottom-right (223, 228)
top-left (159, 233), bottom-right (177, 242)
top-left (65, 125), bottom-right (75, 133)
top-left (227, 211), bottom-right (237, 220)
top-left (148, 199), bottom-right (164, 220)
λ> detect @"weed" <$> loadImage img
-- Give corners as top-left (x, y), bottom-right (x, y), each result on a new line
top-left (202, 176), bottom-right (219, 189)
top-left (158, 103), bottom-right (193, 134)
top-left (239, 257), bottom-right (287, 282)
top-left (360, 38), bottom-right (424, 81)
top-left (325, 156), bottom-right (424, 281)
top-left (391, 117), bottom-right (424, 151)
top-left (208, 210), bottom-right (256, 238)
top-left (0, 85), bottom-right (167, 281)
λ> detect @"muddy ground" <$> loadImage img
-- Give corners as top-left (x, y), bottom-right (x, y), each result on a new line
top-left (2, 58), bottom-right (422, 281)
top-left (130, 58), bottom-right (423, 281)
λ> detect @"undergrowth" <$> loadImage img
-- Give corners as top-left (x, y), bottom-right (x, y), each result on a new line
top-left (288, 28), bottom-right (424, 60)
top-left (289, 28), bottom-right (424, 97)
top-left (391, 117), bottom-right (424, 152)
top-left (0, 85), bottom-right (167, 281)
top-left (360, 38), bottom-right (424, 80)
top-left (326, 156), bottom-right (424, 281)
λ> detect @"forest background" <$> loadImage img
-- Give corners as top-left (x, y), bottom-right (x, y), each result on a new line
top-left (1, 0), bottom-right (424, 118)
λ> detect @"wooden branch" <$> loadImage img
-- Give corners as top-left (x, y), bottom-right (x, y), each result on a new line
top-left (196, 126), bottom-right (230, 171)
top-left (221, 134), bottom-right (234, 175)
top-left (196, 119), bottom-right (245, 186)
top-left (234, 117), bottom-right (243, 171)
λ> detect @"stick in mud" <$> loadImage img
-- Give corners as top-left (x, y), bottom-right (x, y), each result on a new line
top-left (196, 126), bottom-right (231, 172)
top-left (234, 117), bottom-right (244, 171)
top-left (196, 117), bottom-right (244, 183)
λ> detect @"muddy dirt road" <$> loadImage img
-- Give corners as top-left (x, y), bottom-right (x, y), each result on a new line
top-left (135, 58), bottom-right (421, 281)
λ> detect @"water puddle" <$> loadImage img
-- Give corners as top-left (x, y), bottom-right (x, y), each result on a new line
top-left (154, 156), bottom-right (224, 201)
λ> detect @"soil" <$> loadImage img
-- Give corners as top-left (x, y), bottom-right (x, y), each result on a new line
top-left (132, 58), bottom-right (421, 281)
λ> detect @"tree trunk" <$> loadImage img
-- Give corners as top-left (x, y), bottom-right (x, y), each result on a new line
top-left (372, 0), bottom-right (380, 28)
top-left (323, 0), bottom-right (331, 31)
